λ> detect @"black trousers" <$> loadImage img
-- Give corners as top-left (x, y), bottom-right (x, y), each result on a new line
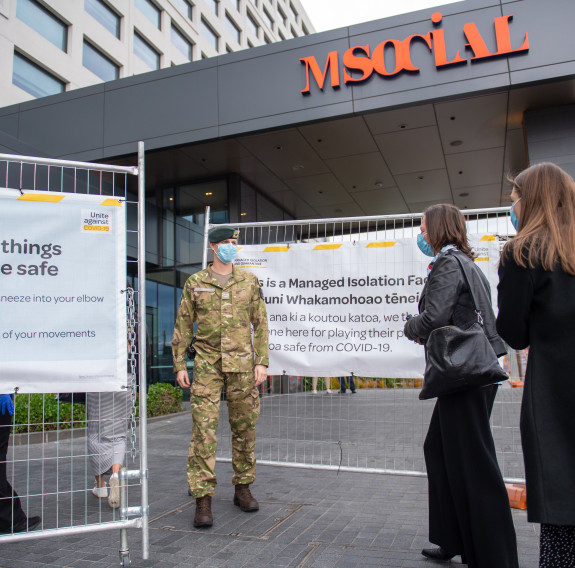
top-left (0, 412), bottom-right (26, 531)
top-left (424, 384), bottom-right (519, 568)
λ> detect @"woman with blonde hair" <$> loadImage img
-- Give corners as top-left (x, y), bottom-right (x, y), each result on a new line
top-left (497, 162), bottom-right (575, 568)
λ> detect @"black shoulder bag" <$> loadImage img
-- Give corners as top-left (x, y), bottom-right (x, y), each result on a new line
top-left (419, 252), bottom-right (508, 400)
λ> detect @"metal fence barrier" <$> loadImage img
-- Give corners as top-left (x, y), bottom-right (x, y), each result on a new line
top-left (202, 207), bottom-right (526, 483)
top-left (0, 147), bottom-right (149, 565)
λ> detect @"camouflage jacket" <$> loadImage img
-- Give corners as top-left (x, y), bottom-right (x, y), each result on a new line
top-left (172, 265), bottom-right (269, 373)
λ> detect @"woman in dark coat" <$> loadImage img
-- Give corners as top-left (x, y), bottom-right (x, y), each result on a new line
top-left (404, 204), bottom-right (518, 568)
top-left (497, 162), bottom-right (575, 568)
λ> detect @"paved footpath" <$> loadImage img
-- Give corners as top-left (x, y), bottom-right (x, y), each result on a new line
top-left (0, 410), bottom-right (539, 568)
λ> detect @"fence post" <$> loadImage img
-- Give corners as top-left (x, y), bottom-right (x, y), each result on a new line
top-left (137, 141), bottom-right (149, 560)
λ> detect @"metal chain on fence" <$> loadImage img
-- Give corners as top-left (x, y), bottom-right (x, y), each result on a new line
top-left (125, 287), bottom-right (138, 462)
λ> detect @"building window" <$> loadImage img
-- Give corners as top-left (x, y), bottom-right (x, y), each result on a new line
top-left (302, 22), bottom-right (309, 36)
top-left (135, 0), bottom-right (161, 28)
top-left (172, 0), bottom-right (192, 19)
top-left (289, 1), bottom-right (297, 20)
top-left (225, 12), bottom-right (240, 44)
top-left (236, 0), bottom-right (241, 11)
top-left (278, 6), bottom-right (287, 27)
top-left (247, 39), bottom-right (253, 48)
top-left (209, 0), bottom-right (218, 16)
top-left (85, 0), bottom-right (121, 39)
top-left (246, 11), bottom-right (259, 37)
top-left (171, 24), bottom-right (193, 60)
top-left (291, 25), bottom-right (297, 38)
top-left (83, 40), bottom-right (119, 81)
top-left (134, 32), bottom-right (160, 69)
top-left (12, 51), bottom-right (65, 98)
top-left (278, 29), bottom-right (285, 40)
top-left (263, 8), bottom-right (273, 30)
top-left (201, 18), bottom-right (219, 52)
top-left (16, 0), bottom-right (67, 51)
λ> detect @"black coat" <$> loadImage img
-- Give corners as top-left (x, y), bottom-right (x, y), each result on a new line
top-left (404, 249), bottom-right (518, 567)
top-left (405, 249), bottom-right (506, 358)
top-left (497, 252), bottom-right (575, 525)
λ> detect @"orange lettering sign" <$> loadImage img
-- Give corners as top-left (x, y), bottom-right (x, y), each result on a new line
top-left (300, 12), bottom-right (529, 94)
top-left (343, 45), bottom-right (372, 83)
top-left (300, 51), bottom-right (340, 93)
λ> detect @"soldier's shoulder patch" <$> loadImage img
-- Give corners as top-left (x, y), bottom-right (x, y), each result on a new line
top-left (241, 269), bottom-right (257, 281)
top-left (187, 268), bottom-right (210, 286)
top-left (232, 267), bottom-right (252, 283)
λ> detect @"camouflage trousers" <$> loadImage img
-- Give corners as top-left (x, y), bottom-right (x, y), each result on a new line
top-left (187, 357), bottom-right (260, 498)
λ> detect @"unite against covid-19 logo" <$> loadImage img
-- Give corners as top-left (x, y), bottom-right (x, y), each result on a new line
top-left (81, 209), bottom-right (112, 232)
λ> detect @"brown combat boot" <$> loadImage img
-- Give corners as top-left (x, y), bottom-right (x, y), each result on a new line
top-left (194, 495), bottom-right (213, 528)
top-left (234, 484), bottom-right (259, 512)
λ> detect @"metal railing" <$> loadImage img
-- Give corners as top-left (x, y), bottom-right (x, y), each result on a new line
top-left (201, 207), bottom-right (526, 483)
top-left (0, 146), bottom-right (148, 565)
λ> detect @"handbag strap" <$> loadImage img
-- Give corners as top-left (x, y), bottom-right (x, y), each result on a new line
top-left (444, 250), bottom-right (484, 326)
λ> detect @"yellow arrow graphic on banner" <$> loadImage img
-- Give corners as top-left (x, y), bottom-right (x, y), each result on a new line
top-left (313, 244), bottom-right (342, 251)
top-left (264, 246), bottom-right (290, 252)
top-left (366, 241), bottom-right (397, 248)
top-left (480, 235), bottom-right (496, 241)
top-left (17, 193), bottom-right (65, 203)
top-left (100, 198), bottom-right (122, 206)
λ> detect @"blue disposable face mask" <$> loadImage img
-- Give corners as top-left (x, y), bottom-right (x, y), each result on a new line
top-left (216, 243), bottom-right (237, 264)
top-left (417, 232), bottom-right (434, 257)
top-left (510, 198), bottom-right (521, 230)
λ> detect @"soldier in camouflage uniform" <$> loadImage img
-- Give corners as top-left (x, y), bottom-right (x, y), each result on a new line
top-left (172, 226), bottom-right (269, 528)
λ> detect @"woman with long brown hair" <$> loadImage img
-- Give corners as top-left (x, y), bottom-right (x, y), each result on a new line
top-left (497, 162), bottom-right (575, 568)
top-left (404, 204), bottom-right (518, 568)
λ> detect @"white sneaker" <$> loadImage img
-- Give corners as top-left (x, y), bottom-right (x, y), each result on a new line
top-left (108, 474), bottom-right (120, 509)
top-left (325, 389), bottom-right (333, 394)
top-left (311, 390), bottom-right (318, 394)
top-left (92, 485), bottom-right (108, 498)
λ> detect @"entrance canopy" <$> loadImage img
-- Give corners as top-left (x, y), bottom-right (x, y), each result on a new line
top-left (136, 79), bottom-right (575, 219)
top-left (1, 0), bottom-right (575, 219)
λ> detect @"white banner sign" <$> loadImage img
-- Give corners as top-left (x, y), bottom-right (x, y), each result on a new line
top-left (0, 191), bottom-right (127, 393)
top-left (236, 235), bottom-right (500, 378)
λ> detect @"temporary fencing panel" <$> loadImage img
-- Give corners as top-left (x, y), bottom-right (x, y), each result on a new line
top-left (201, 208), bottom-right (525, 483)
top-left (0, 146), bottom-right (149, 565)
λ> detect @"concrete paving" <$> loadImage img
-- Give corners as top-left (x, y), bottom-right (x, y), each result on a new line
top-left (0, 387), bottom-right (538, 568)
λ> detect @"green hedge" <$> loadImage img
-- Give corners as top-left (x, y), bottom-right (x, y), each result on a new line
top-left (14, 393), bottom-right (86, 434)
top-left (13, 383), bottom-right (184, 434)
top-left (138, 382), bottom-right (183, 418)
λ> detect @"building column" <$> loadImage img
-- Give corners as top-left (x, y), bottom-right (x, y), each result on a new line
top-left (524, 105), bottom-right (575, 178)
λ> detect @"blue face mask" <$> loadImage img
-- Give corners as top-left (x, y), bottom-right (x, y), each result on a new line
top-left (510, 198), bottom-right (521, 230)
top-left (215, 243), bottom-right (237, 264)
top-left (417, 232), bottom-right (434, 257)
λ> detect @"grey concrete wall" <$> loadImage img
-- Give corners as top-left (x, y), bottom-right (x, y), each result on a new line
top-left (1, 0), bottom-right (574, 161)
top-left (524, 105), bottom-right (575, 179)
top-left (0, 128), bottom-right (50, 156)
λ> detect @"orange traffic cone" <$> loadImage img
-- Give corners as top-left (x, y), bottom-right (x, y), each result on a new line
top-left (506, 483), bottom-right (527, 509)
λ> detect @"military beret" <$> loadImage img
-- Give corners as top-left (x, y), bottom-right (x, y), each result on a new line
top-left (208, 226), bottom-right (239, 243)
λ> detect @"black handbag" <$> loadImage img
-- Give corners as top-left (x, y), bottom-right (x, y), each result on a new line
top-left (419, 252), bottom-right (508, 400)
